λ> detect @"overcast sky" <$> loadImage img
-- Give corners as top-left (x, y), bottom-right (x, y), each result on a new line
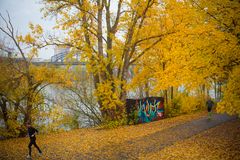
top-left (0, 0), bottom-right (55, 59)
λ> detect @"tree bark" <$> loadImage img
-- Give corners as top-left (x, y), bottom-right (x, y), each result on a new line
top-left (0, 96), bottom-right (9, 129)
top-left (145, 82), bottom-right (149, 97)
top-left (164, 90), bottom-right (168, 105)
top-left (170, 86), bottom-right (173, 100)
top-left (214, 81), bottom-right (217, 100)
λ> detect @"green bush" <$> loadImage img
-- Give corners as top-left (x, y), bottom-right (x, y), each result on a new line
top-left (101, 114), bottom-right (128, 129)
top-left (127, 110), bottom-right (139, 125)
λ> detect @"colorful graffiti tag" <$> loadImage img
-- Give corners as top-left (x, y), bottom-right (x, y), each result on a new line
top-left (126, 97), bottom-right (164, 124)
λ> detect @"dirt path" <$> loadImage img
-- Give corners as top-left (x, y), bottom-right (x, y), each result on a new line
top-left (78, 113), bottom-right (237, 159)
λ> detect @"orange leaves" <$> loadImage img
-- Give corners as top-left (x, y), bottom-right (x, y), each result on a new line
top-left (0, 111), bottom-right (206, 159)
top-left (140, 120), bottom-right (240, 160)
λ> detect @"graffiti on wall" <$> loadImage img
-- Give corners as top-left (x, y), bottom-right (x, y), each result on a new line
top-left (126, 97), bottom-right (164, 124)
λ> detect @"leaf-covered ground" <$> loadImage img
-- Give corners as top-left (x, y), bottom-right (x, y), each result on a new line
top-left (0, 112), bottom-right (239, 160)
top-left (139, 119), bottom-right (240, 160)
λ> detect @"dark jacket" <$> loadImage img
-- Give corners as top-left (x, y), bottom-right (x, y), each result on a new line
top-left (28, 127), bottom-right (38, 139)
top-left (206, 99), bottom-right (214, 109)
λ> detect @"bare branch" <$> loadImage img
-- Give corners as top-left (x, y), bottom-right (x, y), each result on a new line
top-left (0, 13), bottom-right (28, 65)
top-left (6, 11), bottom-right (14, 35)
top-left (111, 0), bottom-right (123, 33)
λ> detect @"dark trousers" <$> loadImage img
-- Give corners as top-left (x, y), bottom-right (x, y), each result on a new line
top-left (28, 137), bottom-right (42, 156)
top-left (207, 106), bottom-right (212, 112)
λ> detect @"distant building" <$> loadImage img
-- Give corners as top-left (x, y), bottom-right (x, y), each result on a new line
top-left (51, 46), bottom-right (80, 62)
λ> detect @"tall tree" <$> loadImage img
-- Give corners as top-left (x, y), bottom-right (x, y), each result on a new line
top-left (131, 0), bottom-right (240, 110)
top-left (41, 0), bottom-right (177, 121)
top-left (0, 13), bottom-right (71, 136)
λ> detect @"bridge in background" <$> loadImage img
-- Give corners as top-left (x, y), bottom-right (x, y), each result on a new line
top-left (51, 50), bottom-right (68, 62)
top-left (33, 61), bottom-right (86, 66)
top-left (50, 47), bottom-right (80, 63)
top-left (1, 45), bottom-right (80, 65)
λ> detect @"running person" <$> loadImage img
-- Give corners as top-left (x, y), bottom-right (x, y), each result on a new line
top-left (206, 97), bottom-right (214, 120)
top-left (26, 123), bottom-right (42, 158)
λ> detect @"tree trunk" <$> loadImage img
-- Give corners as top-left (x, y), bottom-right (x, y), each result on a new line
top-left (218, 82), bottom-right (222, 100)
top-left (0, 96), bottom-right (9, 129)
top-left (170, 86), bottom-right (173, 100)
top-left (24, 93), bottom-right (34, 125)
top-left (214, 81), bottom-right (217, 100)
top-left (202, 84), bottom-right (206, 100)
top-left (164, 90), bottom-right (168, 105)
top-left (139, 86), bottom-right (144, 99)
top-left (145, 82), bottom-right (149, 97)
top-left (24, 107), bottom-right (32, 125)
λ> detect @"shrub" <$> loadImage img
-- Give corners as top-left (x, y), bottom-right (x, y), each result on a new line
top-left (165, 93), bottom-right (204, 117)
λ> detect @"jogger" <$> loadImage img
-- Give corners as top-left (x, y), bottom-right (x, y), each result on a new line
top-left (28, 136), bottom-right (42, 156)
top-left (26, 123), bottom-right (42, 158)
top-left (206, 97), bottom-right (214, 120)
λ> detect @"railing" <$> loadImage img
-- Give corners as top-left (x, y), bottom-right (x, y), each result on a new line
top-left (33, 61), bottom-right (86, 66)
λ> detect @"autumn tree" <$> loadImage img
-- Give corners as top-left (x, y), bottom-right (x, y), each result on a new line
top-left (191, 0), bottom-right (240, 115)
top-left (129, 0), bottom-right (239, 116)
top-left (0, 54), bottom-right (23, 136)
top-left (40, 0), bottom-right (180, 122)
top-left (0, 13), bottom-right (71, 137)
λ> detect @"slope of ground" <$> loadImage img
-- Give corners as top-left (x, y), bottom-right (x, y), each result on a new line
top-left (0, 111), bottom-right (238, 160)
top-left (139, 119), bottom-right (240, 160)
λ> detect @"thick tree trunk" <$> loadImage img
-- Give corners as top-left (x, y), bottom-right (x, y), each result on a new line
top-left (24, 105), bottom-right (32, 125)
top-left (0, 96), bottom-right (9, 129)
top-left (24, 89), bottom-right (34, 125)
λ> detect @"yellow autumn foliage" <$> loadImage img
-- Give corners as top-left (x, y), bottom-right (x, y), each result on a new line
top-left (217, 67), bottom-right (240, 115)
top-left (37, 105), bottom-right (75, 133)
top-left (30, 65), bottom-right (72, 87)
top-left (24, 34), bottom-right (36, 44)
top-left (30, 0), bottom-right (240, 122)
top-left (95, 80), bottom-right (123, 111)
